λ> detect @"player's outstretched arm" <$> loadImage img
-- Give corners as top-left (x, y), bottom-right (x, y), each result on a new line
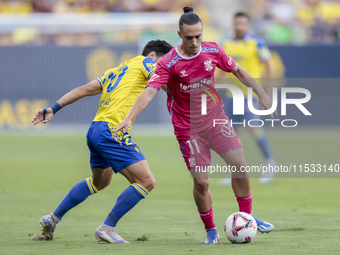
top-left (31, 80), bottom-right (102, 125)
top-left (112, 87), bottom-right (158, 137)
top-left (232, 63), bottom-right (277, 118)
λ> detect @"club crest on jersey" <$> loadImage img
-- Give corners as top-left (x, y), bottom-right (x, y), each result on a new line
top-left (204, 59), bottom-right (213, 71)
top-left (188, 157), bottom-right (196, 167)
top-left (180, 70), bottom-right (188, 77)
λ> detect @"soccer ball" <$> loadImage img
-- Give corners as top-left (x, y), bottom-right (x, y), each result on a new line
top-left (224, 212), bottom-right (257, 244)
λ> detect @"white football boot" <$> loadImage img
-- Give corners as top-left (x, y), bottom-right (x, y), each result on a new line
top-left (95, 226), bottom-right (130, 244)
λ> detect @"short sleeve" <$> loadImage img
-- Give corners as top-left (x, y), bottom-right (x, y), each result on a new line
top-left (145, 61), bottom-right (170, 91)
top-left (216, 44), bottom-right (236, 73)
top-left (97, 69), bottom-right (111, 87)
top-left (141, 57), bottom-right (156, 79)
top-left (256, 37), bottom-right (271, 62)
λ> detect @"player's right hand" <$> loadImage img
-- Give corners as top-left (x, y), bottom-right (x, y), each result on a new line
top-left (112, 119), bottom-right (131, 138)
top-left (31, 108), bottom-right (54, 125)
top-left (258, 94), bottom-right (278, 119)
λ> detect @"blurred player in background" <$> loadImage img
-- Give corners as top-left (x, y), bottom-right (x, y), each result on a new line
top-left (113, 7), bottom-right (275, 244)
top-left (217, 12), bottom-right (277, 185)
top-left (31, 40), bottom-right (173, 243)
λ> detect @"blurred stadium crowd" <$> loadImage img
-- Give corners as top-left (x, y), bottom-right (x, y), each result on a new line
top-left (0, 0), bottom-right (339, 45)
top-left (0, 0), bottom-right (200, 12)
top-left (246, 0), bottom-right (340, 44)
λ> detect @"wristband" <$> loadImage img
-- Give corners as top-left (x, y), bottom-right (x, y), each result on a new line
top-left (43, 108), bottom-right (47, 120)
top-left (50, 102), bottom-right (62, 115)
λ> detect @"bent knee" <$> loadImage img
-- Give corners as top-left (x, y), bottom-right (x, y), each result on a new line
top-left (138, 175), bottom-right (155, 193)
top-left (147, 178), bottom-right (156, 192)
top-left (93, 179), bottom-right (111, 191)
top-left (232, 158), bottom-right (247, 170)
top-left (231, 163), bottom-right (249, 179)
top-left (194, 178), bottom-right (210, 193)
top-left (93, 178), bottom-right (111, 191)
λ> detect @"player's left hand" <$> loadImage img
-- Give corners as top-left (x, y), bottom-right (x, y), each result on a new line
top-left (258, 94), bottom-right (277, 119)
top-left (112, 119), bottom-right (131, 138)
top-left (31, 108), bottom-right (54, 125)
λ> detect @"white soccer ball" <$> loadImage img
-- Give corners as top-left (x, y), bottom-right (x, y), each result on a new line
top-left (224, 212), bottom-right (257, 244)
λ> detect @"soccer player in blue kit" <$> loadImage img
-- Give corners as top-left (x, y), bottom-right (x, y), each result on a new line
top-left (31, 40), bottom-right (173, 243)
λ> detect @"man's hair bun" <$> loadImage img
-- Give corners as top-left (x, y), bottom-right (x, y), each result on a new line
top-left (183, 6), bottom-right (194, 13)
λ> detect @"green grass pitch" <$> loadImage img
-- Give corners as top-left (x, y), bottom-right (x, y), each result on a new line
top-left (1, 128), bottom-right (339, 254)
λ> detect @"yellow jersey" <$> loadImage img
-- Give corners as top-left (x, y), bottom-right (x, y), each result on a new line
top-left (221, 33), bottom-right (271, 96)
top-left (93, 55), bottom-right (155, 132)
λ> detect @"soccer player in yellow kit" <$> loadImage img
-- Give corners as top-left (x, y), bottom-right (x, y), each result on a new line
top-left (218, 12), bottom-right (277, 185)
top-left (31, 40), bottom-right (173, 243)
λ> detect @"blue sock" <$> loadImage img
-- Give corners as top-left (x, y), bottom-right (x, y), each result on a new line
top-left (251, 129), bottom-right (272, 159)
top-left (53, 177), bottom-right (98, 221)
top-left (103, 183), bottom-right (149, 227)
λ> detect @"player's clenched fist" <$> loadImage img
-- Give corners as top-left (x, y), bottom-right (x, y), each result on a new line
top-left (112, 119), bottom-right (131, 138)
top-left (31, 108), bottom-right (54, 125)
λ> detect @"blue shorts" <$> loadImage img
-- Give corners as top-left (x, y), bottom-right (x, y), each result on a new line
top-left (224, 97), bottom-right (261, 128)
top-left (86, 121), bottom-right (145, 173)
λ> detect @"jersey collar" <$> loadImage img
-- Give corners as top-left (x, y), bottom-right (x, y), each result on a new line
top-left (175, 45), bottom-right (202, 60)
top-left (235, 32), bottom-right (250, 41)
